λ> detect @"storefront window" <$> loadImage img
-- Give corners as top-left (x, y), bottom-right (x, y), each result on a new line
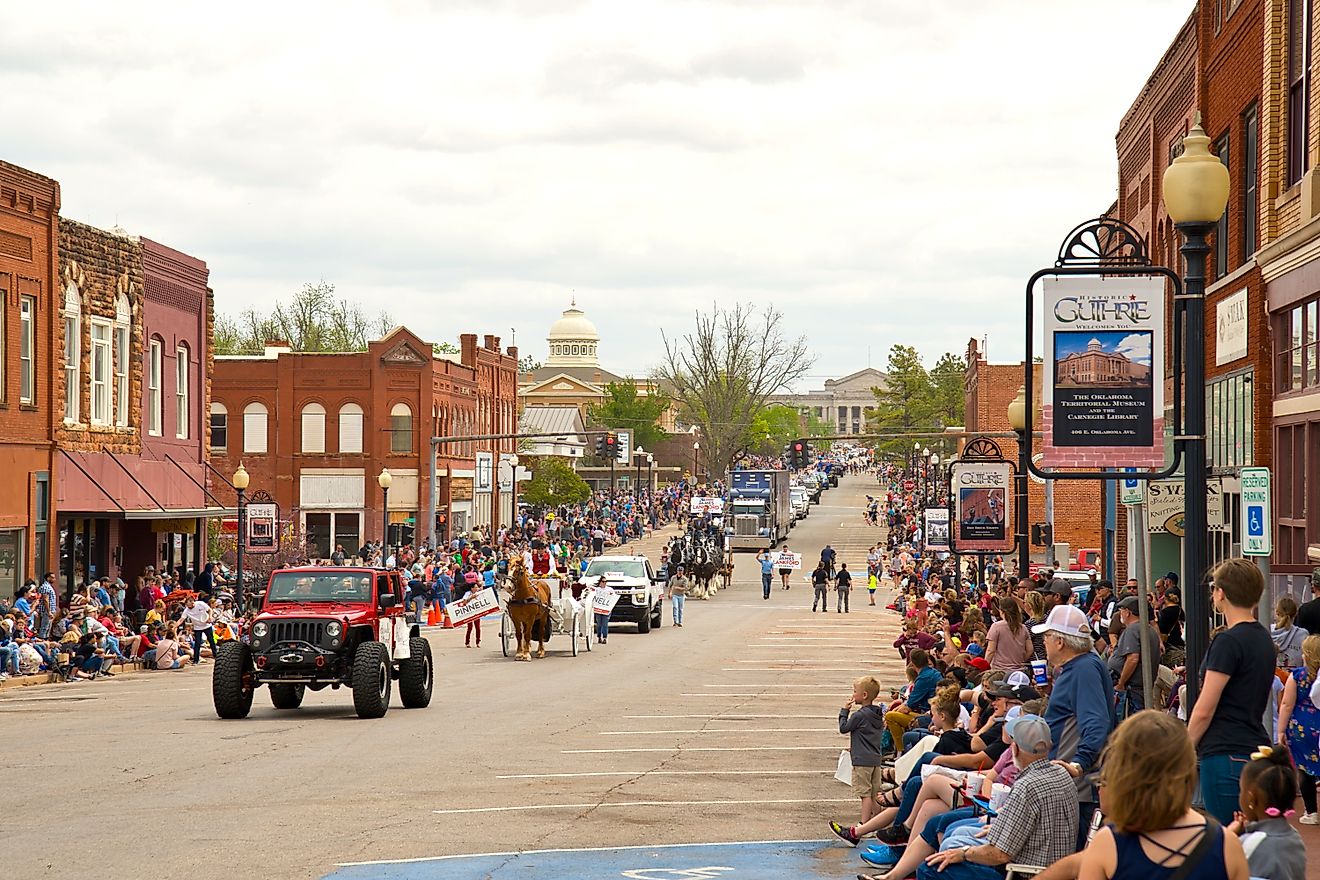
top-left (1207, 372), bottom-right (1253, 468)
top-left (304, 512), bottom-right (361, 561)
top-left (0, 529), bottom-right (23, 599)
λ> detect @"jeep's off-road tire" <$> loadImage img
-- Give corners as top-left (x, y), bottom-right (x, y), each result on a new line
top-left (212, 642), bottom-right (255, 719)
top-left (650, 603), bottom-right (662, 631)
top-left (637, 607), bottom-right (651, 633)
top-left (269, 683), bottom-right (305, 710)
top-left (399, 637), bottom-right (433, 709)
top-left (352, 641), bottom-right (392, 719)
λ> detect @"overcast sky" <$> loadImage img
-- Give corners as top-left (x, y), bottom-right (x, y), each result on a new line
top-left (6, 0), bottom-right (1194, 388)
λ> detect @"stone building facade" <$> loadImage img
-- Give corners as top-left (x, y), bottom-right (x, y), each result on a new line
top-left (769, 368), bottom-right (888, 435)
top-left (0, 161), bottom-right (59, 598)
top-left (54, 220), bottom-right (219, 592)
top-left (210, 327), bottom-right (519, 554)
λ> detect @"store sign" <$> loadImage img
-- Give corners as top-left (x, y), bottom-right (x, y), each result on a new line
top-left (951, 462), bottom-right (1011, 551)
top-left (450, 477), bottom-right (473, 502)
top-left (1041, 276), bottom-right (1165, 468)
top-left (1145, 480), bottom-right (1184, 536)
top-left (924, 508), bottom-right (950, 553)
top-left (244, 502), bottom-right (279, 553)
top-left (1215, 288), bottom-right (1248, 365)
top-left (1240, 467), bottom-right (1272, 556)
top-left (474, 452), bottom-right (493, 494)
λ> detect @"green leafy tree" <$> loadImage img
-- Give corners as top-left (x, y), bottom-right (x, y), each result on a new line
top-left (746, 404), bottom-right (803, 456)
top-left (214, 281), bottom-right (393, 354)
top-left (805, 410), bottom-right (834, 450)
top-left (928, 352), bottom-right (966, 434)
top-left (587, 378), bottom-right (671, 450)
top-left (866, 344), bottom-right (933, 457)
top-left (520, 457), bottom-right (591, 510)
top-left (434, 341), bottom-right (460, 356)
top-left (518, 354), bottom-right (543, 373)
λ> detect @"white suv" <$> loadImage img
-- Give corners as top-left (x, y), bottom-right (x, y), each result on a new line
top-left (576, 555), bottom-right (665, 633)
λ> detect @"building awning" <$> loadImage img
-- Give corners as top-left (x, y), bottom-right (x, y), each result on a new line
top-left (57, 449), bottom-right (234, 521)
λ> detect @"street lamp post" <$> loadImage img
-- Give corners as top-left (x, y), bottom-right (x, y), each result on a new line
top-left (693, 441), bottom-right (700, 483)
top-left (646, 453), bottom-right (654, 491)
top-left (232, 464), bottom-right (249, 611)
top-left (378, 468), bottom-right (393, 566)
top-left (930, 453), bottom-right (941, 505)
top-left (634, 445), bottom-right (644, 494)
top-left (922, 446), bottom-right (931, 508)
top-left (1007, 386), bottom-right (1030, 580)
top-left (1164, 114), bottom-right (1230, 712)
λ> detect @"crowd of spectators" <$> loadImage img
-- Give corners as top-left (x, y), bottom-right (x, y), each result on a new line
top-left (828, 462), bottom-right (1310, 880)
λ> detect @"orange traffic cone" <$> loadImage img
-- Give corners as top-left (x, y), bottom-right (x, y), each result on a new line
top-left (426, 604), bottom-right (440, 626)
top-left (441, 607), bottom-right (455, 629)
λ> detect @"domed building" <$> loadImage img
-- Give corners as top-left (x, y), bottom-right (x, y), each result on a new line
top-left (518, 300), bottom-right (677, 453)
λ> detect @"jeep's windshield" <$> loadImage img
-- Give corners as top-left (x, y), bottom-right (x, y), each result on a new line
top-left (266, 572), bottom-right (372, 603)
top-left (584, 560), bottom-right (648, 578)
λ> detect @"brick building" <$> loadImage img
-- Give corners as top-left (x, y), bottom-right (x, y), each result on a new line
top-left (0, 161), bottom-right (59, 598)
top-left (1256, 0), bottom-right (1320, 596)
top-left (963, 340), bottom-right (1105, 574)
top-left (54, 220), bottom-right (221, 592)
top-left (209, 328), bottom-right (518, 557)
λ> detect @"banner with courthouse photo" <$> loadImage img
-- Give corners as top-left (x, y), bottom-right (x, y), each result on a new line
top-left (952, 462), bottom-right (1012, 551)
top-left (1041, 276), bottom-right (1165, 468)
top-left (924, 508), bottom-right (950, 553)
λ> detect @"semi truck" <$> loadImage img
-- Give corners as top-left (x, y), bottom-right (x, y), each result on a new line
top-left (725, 470), bottom-right (792, 550)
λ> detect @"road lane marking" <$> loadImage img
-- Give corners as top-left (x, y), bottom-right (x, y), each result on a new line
top-left (431, 798), bottom-right (854, 815)
top-left (334, 837), bottom-right (838, 867)
top-left (495, 770), bottom-right (832, 778)
top-left (721, 667), bottom-right (860, 672)
top-left (623, 714), bottom-right (831, 719)
top-left (598, 728), bottom-right (836, 734)
top-left (562, 746), bottom-right (839, 753)
top-left (678, 692), bottom-right (843, 697)
top-left (701, 683), bottom-right (841, 688)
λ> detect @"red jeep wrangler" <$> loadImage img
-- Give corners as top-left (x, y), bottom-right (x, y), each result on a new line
top-left (211, 566), bottom-right (433, 720)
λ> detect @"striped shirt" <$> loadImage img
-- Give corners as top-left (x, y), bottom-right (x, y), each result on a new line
top-left (984, 757), bottom-right (1078, 867)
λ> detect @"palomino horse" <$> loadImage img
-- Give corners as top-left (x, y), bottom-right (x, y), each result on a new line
top-left (506, 561), bottom-right (551, 661)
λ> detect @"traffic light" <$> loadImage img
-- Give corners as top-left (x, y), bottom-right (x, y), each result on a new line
top-left (789, 438), bottom-right (810, 469)
top-left (603, 432), bottom-right (619, 460)
top-left (594, 433), bottom-right (607, 457)
top-left (1031, 523), bottom-right (1054, 546)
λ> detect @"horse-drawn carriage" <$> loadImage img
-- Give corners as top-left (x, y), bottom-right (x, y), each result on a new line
top-left (499, 562), bottom-right (593, 660)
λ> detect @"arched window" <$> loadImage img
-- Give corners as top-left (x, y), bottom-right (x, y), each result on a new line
top-left (210, 402), bottom-right (228, 451)
top-left (571, 344), bottom-right (580, 356)
top-left (243, 402), bottom-right (269, 454)
top-left (113, 293), bottom-right (131, 426)
top-left (301, 402), bottom-right (326, 453)
top-left (390, 402), bottom-right (413, 454)
top-left (63, 282), bottom-right (81, 423)
top-left (339, 403), bottom-right (364, 454)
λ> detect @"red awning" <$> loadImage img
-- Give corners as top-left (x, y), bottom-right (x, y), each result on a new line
top-left (56, 450), bottom-right (234, 519)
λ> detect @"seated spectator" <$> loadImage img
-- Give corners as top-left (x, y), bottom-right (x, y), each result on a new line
top-left (145, 599), bottom-right (166, 628)
top-left (0, 617), bottom-right (20, 678)
top-left (861, 714), bottom-right (1078, 880)
top-left (71, 631), bottom-right (113, 680)
top-left (152, 624), bottom-right (190, 670)
top-left (1078, 710), bottom-right (1249, 880)
top-left (885, 649), bottom-right (941, 755)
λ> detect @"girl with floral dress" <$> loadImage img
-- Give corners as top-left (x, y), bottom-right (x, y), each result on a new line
top-left (1276, 633), bottom-right (1320, 824)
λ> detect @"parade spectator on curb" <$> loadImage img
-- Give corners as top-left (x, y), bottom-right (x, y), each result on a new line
top-left (1077, 710), bottom-right (1248, 880)
top-left (36, 572), bottom-right (58, 638)
top-left (1271, 596), bottom-right (1307, 668)
top-left (1033, 603), bottom-right (1115, 850)
top-left (153, 624), bottom-right (189, 669)
top-left (884, 648), bottom-right (941, 755)
top-left (1187, 558), bottom-right (1276, 824)
top-left (1275, 633), bottom-right (1320, 824)
top-left (0, 618), bottom-right (19, 677)
top-left (986, 596), bottom-right (1031, 674)
top-left (1107, 595), bottom-right (1162, 717)
top-left (1227, 745), bottom-right (1306, 880)
top-left (840, 676), bottom-right (887, 826)
top-left (1024, 590), bottom-right (1048, 662)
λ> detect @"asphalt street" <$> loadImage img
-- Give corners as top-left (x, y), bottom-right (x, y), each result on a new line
top-left (8, 475), bottom-right (905, 880)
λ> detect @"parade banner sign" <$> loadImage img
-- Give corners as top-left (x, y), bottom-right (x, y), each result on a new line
top-left (690, 496), bottom-right (725, 515)
top-left (773, 551), bottom-right (802, 570)
top-left (1041, 276), bottom-right (1165, 468)
top-left (244, 503), bottom-right (279, 553)
top-left (924, 508), bottom-right (950, 553)
top-left (448, 587), bottom-right (500, 625)
top-left (591, 586), bottom-right (621, 615)
top-left (951, 462), bottom-right (1011, 552)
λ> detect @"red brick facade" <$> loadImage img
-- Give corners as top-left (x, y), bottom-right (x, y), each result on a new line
top-left (963, 340), bottom-right (1104, 571)
top-left (210, 328), bottom-right (518, 556)
top-left (0, 161), bottom-right (59, 596)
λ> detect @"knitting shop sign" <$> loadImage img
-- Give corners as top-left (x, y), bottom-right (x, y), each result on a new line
top-left (1042, 276), bottom-right (1165, 468)
top-left (951, 462), bottom-right (1012, 552)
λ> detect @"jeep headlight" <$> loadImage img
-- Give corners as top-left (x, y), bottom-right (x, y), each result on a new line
top-left (325, 621), bottom-right (342, 637)
top-left (252, 622), bottom-right (268, 638)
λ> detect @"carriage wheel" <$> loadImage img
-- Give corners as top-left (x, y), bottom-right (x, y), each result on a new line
top-left (500, 611), bottom-right (511, 658)
top-left (584, 611), bottom-right (592, 652)
top-left (571, 613), bottom-right (579, 656)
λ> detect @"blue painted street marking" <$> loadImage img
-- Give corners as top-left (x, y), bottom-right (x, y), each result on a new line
top-left (325, 839), bottom-right (865, 879)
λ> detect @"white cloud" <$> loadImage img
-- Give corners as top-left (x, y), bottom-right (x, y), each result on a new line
top-left (1116, 333), bottom-right (1153, 366)
top-left (2, 0), bottom-right (1194, 383)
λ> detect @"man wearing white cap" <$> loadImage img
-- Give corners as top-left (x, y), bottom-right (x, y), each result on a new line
top-left (1031, 603), bottom-right (1115, 853)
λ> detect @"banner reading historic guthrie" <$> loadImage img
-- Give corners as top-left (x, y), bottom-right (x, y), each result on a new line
top-left (1042, 276), bottom-right (1165, 468)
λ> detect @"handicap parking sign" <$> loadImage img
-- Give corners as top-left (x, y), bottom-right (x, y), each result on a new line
top-left (1246, 505), bottom-right (1265, 537)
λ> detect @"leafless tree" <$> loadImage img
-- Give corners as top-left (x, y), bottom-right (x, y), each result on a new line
top-left (656, 303), bottom-right (813, 478)
top-left (213, 282), bottom-right (393, 354)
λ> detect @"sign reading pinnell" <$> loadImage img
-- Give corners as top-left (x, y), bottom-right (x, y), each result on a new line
top-left (952, 462), bottom-right (1012, 551)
